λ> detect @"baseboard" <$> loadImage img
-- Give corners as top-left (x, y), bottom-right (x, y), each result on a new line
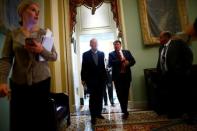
top-left (128, 101), bottom-right (148, 109)
top-left (128, 101), bottom-right (134, 109)
top-left (131, 101), bottom-right (148, 109)
top-left (70, 104), bottom-right (80, 113)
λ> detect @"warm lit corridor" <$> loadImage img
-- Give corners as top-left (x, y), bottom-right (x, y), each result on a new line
top-left (1, 0), bottom-right (197, 131)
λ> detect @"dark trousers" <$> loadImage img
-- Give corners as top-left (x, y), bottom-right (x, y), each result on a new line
top-left (114, 74), bottom-right (130, 114)
top-left (103, 82), bottom-right (114, 105)
top-left (10, 78), bottom-right (54, 131)
top-left (157, 73), bottom-right (187, 116)
top-left (88, 84), bottom-right (104, 118)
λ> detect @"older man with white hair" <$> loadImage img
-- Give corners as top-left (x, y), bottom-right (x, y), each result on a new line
top-left (81, 38), bottom-right (107, 125)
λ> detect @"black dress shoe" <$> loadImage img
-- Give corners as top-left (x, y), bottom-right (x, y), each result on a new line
top-left (96, 115), bottom-right (105, 119)
top-left (91, 118), bottom-right (96, 125)
top-left (111, 103), bottom-right (115, 107)
top-left (167, 112), bottom-right (181, 119)
top-left (185, 117), bottom-right (197, 125)
top-left (122, 113), bottom-right (129, 120)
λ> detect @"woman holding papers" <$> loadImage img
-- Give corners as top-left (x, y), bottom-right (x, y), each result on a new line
top-left (0, 0), bottom-right (57, 131)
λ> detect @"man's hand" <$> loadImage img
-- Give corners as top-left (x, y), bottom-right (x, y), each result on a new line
top-left (81, 81), bottom-right (87, 90)
top-left (121, 57), bottom-right (126, 62)
top-left (124, 60), bottom-right (129, 66)
top-left (0, 84), bottom-right (9, 97)
top-left (81, 81), bottom-right (86, 86)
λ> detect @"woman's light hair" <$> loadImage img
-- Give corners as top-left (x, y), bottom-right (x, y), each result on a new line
top-left (17, 0), bottom-right (39, 17)
top-left (17, 0), bottom-right (39, 25)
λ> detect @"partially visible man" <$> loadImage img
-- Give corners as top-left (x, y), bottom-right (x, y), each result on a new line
top-left (103, 61), bottom-right (114, 106)
top-left (171, 18), bottom-right (197, 121)
top-left (186, 18), bottom-right (197, 40)
top-left (157, 31), bottom-right (193, 118)
top-left (175, 18), bottom-right (197, 43)
top-left (81, 38), bottom-right (106, 124)
top-left (108, 40), bottom-right (135, 119)
top-left (195, 18), bottom-right (197, 36)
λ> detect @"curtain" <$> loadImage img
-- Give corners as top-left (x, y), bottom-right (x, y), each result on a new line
top-left (69, 0), bottom-right (121, 36)
top-left (0, 0), bottom-right (20, 33)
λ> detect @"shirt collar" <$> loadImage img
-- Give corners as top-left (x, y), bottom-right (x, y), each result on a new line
top-left (165, 39), bottom-right (171, 47)
top-left (116, 49), bottom-right (122, 53)
top-left (91, 49), bottom-right (98, 54)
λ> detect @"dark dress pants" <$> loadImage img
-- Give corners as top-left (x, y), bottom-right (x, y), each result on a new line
top-left (103, 82), bottom-right (114, 105)
top-left (10, 78), bottom-right (55, 131)
top-left (114, 74), bottom-right (130, 114)
top-left (88, 83), bottom-right (104, 118)
top-left (157, 73), bottom-right (186, 117)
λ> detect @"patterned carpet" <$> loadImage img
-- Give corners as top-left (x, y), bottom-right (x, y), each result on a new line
top-left (95, 119), bottom-right (197, 131)
top-left (60, 105), bottom-right (197, 131)
top-left (60, 110), bottom-right (197, 131)
top-left (95, 122), bottom-right (169, 131)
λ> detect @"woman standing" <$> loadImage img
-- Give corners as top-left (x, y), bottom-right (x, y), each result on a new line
top-left (0, 1), bottom-right (57, 131)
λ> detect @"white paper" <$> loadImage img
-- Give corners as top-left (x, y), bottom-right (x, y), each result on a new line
top-left (42, 37), bottom-right (54, 51)
top-left (39, 29), bottom-right (54, 61)
top-left (45, 28), bottom-right (53, 37)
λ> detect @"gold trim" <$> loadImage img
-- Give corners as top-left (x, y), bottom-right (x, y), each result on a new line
top-left (138, 0), bottom-right (188, 45)
top-left (177, 0), bottom-right (188, 30)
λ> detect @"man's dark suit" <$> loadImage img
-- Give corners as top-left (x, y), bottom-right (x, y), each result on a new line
top-left (81, 50), bottom-right (106, 118)
top-left (108, 50), bottom-right (135, 114)
top-left (157, 40), bottom-right (193, 117)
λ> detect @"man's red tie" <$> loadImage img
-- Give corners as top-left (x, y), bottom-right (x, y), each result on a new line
top-left (117, 51), bottom-right (126, 73)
